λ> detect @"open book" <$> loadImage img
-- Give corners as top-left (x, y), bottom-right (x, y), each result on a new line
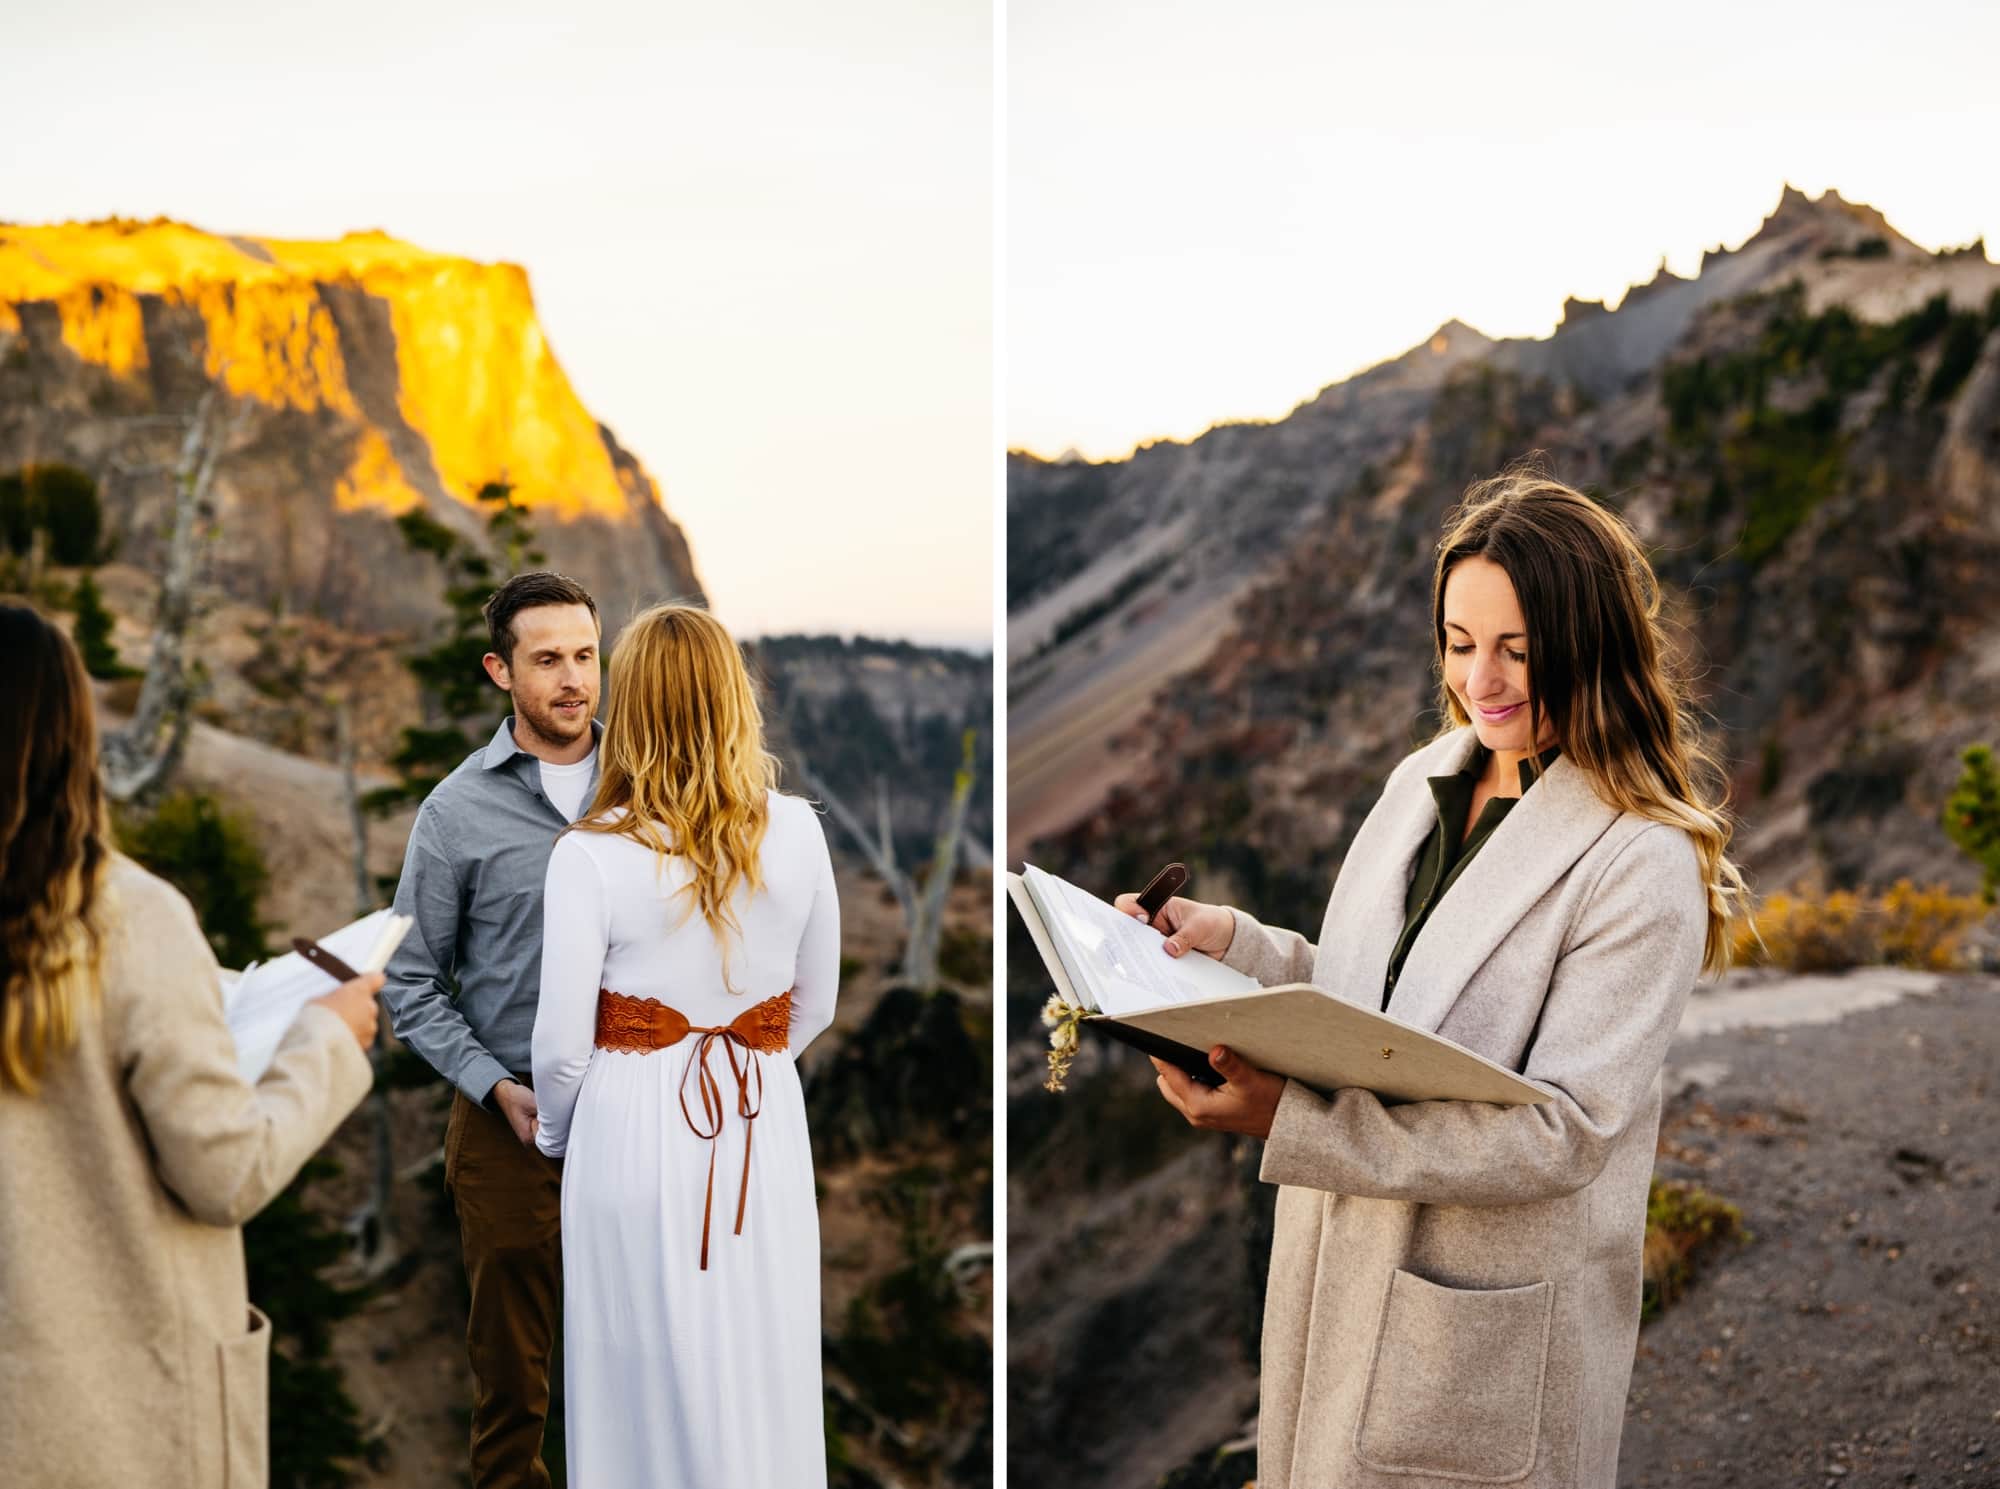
top-left (220, 909), bottom-right (413, 1081)
top-left (1007, 864), bottom-right (1546, 1106)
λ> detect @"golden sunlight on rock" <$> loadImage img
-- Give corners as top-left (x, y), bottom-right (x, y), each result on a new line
top-left (371, 260), bottom-right (629, 521)
top-left (1429, 332), bottom-right (1450, 355)
top-left (57, 285), bottom-right (149, 378)
top-left (0, 218), bottom-right (704, 634)
top-left (176, 280), bottom-right (360, 415)
top-left (333, 428), bottom-right (424, 515)
top-left (0, 219), bottom-right (639, 523)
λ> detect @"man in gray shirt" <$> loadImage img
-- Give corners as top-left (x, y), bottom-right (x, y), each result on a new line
top-left (381, 570), bottom-right (602, 1489)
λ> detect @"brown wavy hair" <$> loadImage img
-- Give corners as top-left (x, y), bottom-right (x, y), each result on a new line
top-left (1, 605), bottom-right (112, 1093)
top-left (1431, 462), bottom-right (1749, 974)
top-left (569, 603), bottom-right (782, 989)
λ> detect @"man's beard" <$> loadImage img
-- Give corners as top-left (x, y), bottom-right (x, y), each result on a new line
top-left (520, 695), bottom-right (592, 747)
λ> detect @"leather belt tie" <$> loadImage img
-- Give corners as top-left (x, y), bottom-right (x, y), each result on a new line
top-left (593, 986), bottom-right (793, 1270)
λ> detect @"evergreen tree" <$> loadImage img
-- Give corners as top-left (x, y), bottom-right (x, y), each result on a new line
top-left (117, 793), bottom-right (373, 1486)
top-left (0, 470), bottom-right (31, 556)
top-left (119, 791), bottom-right (270, 968)
top-left (1944, 744), bottom-right (2000, 904)
top-left (245, 1158), bottom-right (374, 1489)
top-left (33, 464), bottom-right (103, 565)
top-left (71, 569), bottom-right (131, 678)
top-left (364, 482), bottom-right (546, 815)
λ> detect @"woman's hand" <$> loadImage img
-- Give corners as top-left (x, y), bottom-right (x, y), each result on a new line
top-left (1111, 892), bottom-right (1236, 960)
top-left (310, 971), bottom-right (383, 1049)
top-left (1151, 1046), bottom-right (1285, 1138)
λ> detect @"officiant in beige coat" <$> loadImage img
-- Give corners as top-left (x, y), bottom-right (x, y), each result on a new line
top-left (0, 605), bottom-right (380, 1489)
top-left (1126, 469), bottom-right (1745, 1489)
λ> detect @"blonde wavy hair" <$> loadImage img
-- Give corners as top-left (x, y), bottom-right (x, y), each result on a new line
top-left (1431, 463), bottom-right (1750, 975)
top-left (569, 603), bottom-right (782, 987)
top-left (1, 606), bottom-right (112, 1094)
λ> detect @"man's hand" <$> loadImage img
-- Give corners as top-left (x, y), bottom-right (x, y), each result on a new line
top-left (491, 1079), bottom-right (539, 1147)
top-left (1151, 1046), bottom-right (1285, 1138)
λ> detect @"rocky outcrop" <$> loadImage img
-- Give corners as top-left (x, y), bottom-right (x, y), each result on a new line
top-left (0, 218), bottom-right (704, 630)
top-left (753, 633), bottom-right (994, 864)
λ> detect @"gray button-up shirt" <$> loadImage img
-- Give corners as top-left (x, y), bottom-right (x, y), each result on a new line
top-left (382, 715), bottom-right (601, 1104)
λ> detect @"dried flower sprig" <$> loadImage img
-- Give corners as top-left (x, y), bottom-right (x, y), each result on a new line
top-left (1042, 994), bottom-right (1089, 1092)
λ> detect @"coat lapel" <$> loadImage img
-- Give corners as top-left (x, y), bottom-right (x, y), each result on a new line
top-left (1313, 729), bottom-right (1479, 1010)
top-left (1385, 746), bottom-right (1621, 1033)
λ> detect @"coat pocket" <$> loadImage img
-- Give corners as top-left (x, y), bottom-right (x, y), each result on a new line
top-left (1354, 1268), bottom-right (1553, 1484)
top-left (219, 1304), bottom-right (272, 1489)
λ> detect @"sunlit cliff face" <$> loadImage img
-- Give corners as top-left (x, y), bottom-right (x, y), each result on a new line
top-left (0, 219), bottom-right (630, 522)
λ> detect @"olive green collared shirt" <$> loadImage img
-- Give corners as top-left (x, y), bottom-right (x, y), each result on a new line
top-left (1383, 744), bottom-right (1563, 1009)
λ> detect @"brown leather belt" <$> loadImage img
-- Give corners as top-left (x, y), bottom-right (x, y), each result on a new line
top-left (593, 986), bottom-right (793, 1270)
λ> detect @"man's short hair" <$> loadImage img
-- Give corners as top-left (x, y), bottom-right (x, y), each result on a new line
top-left (484, 571), bottom-right (600, 666)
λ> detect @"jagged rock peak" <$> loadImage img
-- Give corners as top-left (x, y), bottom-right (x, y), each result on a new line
top-left (1427, 318), bottom-right (1495, 349)
top-left (1558, 295), bottom-right (1610, 328)
top-left (1756, 183), bottom-right (1904, 246)
top-left (1621, 256), bottom-right (1691, 309)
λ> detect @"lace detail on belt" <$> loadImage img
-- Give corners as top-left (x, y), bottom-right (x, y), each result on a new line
top-left (592, 987), bottom-right (794, 1269)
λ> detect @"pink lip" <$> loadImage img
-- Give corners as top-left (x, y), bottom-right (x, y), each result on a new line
top-left (1475, 701), bottom-right (1524, 721)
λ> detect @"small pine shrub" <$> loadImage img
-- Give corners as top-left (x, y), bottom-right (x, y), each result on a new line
top-left (70, 570), bottom-right (133, 679)
top-left (1943, 744), bottom-right (2000, 904)
top-left (116, 791), bottom-right (271, 969)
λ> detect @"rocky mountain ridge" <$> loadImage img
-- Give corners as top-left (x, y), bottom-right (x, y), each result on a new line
top-left (0, 217), bottom-right (703, 630)
top-left (1007, 186), bottom-right (2000, 888)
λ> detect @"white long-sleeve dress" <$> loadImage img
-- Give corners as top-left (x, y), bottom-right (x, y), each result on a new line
top-left (532, 791), bottom-right (840, 1489)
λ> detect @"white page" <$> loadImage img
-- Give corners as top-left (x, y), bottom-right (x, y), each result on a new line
top-left (222, 909), bottom-right (411, 1081)
top-left (1020, 863), bottom-right (1255, 1016)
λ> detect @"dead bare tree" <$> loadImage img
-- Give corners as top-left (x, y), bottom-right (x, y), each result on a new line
top-left (336, 699), bottom-right (402, 1279)
top-left (100, 388), bottom-right (241, 802)
top-left (794, 727), bottom-right (979, 991)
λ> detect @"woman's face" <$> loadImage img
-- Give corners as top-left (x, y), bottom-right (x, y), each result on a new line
top-left (1441, 555), bottom-right (1556, 755)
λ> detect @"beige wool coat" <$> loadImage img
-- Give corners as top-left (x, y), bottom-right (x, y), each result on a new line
top-left (1221, 726), bottom-right (1706, 1489)
top-left (0, 855), bottom-right (373, 1489)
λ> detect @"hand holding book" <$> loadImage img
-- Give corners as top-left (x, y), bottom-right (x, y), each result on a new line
top-left (221, 909), bottom-right (412, 1080)
top-left (1149, 1044), bottom-right (1285, 1138)
top-left (1008, 864), bottom-right (1549, 1108)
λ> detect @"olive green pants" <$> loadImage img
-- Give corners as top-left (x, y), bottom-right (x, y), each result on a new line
top-left (445, 1089), bottom-right (564, 1489)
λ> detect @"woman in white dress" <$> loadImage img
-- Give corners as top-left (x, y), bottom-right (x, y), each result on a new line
top-left (531, 602), bottom-right (839, 1488)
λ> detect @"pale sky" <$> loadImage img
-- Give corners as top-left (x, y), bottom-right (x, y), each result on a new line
top-left (2, 0), bottom-right (993, 648)
top-left (1010, 0), bottom-right (2000, 460)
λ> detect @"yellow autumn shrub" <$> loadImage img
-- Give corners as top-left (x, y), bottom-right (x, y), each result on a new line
top-left (1733, 879), bottom-right (1984, 972)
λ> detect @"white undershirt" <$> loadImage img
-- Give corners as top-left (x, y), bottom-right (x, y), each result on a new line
top-left (539, 749), bottom-right (598, 823)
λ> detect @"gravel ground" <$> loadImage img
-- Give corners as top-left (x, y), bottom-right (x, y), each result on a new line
top-left (1622, 974), bottom-right (2000, 1488)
